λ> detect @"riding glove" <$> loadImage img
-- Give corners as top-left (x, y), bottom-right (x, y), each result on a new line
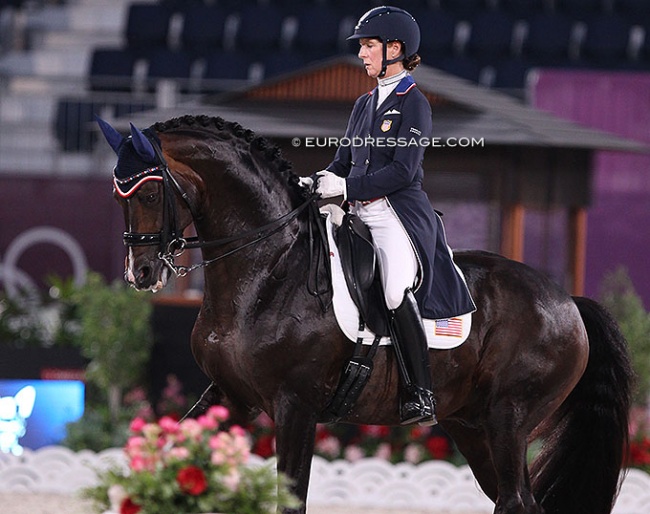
top-left (316, 170), bottom-right (347, 199)
top-left (297, 176), bottom-right (314, 190)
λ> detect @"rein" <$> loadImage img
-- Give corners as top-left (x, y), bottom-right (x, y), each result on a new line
top-left (122, 138), bottom-right (321, 279)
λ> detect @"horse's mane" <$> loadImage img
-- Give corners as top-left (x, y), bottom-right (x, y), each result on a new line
top-left (151, 115), bottom-right (309, 201)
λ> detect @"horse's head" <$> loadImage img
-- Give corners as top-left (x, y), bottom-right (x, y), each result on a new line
top-left (97, 117), bottom-right (196, 291)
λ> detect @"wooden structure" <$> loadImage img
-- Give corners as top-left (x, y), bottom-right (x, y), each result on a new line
top-left (124, 56), bottom-right (646, 296)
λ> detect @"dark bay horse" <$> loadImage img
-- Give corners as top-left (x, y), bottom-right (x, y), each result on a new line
top-left (100, 115), bottom-right (632, 514)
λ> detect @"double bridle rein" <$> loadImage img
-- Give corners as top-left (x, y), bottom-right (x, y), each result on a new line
top-left (122, 142), bottom-right (319, 279)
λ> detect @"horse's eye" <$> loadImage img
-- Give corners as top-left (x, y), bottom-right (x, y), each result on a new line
top-left (142, 191), bottom-right (159, 204)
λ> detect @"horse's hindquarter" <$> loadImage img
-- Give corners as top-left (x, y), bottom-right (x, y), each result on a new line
top-left (446, 251), bottom-right (590, 426)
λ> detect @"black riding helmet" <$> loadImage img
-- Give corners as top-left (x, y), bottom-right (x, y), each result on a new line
top-left (347, 6), bottom-right (421, 78)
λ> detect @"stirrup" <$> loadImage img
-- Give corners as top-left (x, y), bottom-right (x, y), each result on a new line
top-left (400, 388), bottom-right (438, 426)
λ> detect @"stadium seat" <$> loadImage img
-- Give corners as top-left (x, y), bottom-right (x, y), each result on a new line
top-left (234, 4), bottom-right (286, 58)
top-left (292, 5), bottom-right (346, 61)
top-left (125, 3), bottom-right (172, 58)
top-left (439, 0), bottom-right (490, 21)
top-left (180, 4), bottom-right (229, 58)
top-left (522, 12), bottom-right (575, 66)
top-left (580, 14), bottom-right (632, 66)
top-left (554, 0), bottom-right (606, 21)
top-left (498, 0), bottom-right (549, 20)
top-left (417, 9), bottom-right (459, 62)
top-left (201, 51), bottom-right (253, 93)
top-left (88, 48), bottom-right (136, 92)
top-left (261, 51), bottom-right (307, 79)
top-left (492, 58), bottom-right (532, 89)
top-left (614, 0), bottom-right (650, 21)
top-left (146, 49), bottom-right (194, 92)
top-left (466, 10), bottom-right (517, 63)
top-left (436, 55), bottom-right (483, 83)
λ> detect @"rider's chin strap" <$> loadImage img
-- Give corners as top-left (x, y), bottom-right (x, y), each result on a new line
top-left (379, 41), bottom-right (404, 78)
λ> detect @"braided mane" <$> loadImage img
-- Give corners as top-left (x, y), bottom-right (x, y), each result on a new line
top-left (151, 115), bottom-right (308, 200)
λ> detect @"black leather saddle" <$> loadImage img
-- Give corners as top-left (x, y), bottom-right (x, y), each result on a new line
top-left (335, 213), bottom-right (390, 336)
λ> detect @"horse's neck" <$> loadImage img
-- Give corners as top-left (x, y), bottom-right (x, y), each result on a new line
top-left (194, 167), bottom-right (305, 315)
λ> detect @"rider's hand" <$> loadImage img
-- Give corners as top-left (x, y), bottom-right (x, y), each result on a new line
top-left (315, 170), bottom-right (346, 199)
top-left (297, 176), bottom-right (314, 190)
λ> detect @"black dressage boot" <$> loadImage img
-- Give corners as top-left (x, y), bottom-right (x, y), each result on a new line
top-left (390, 289), bottom-right (437, 426)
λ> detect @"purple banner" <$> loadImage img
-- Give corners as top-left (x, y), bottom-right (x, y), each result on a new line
top-left (0, 175), bottom-right (125, 295)
top-left (532, 70), bottom-right (650, 306)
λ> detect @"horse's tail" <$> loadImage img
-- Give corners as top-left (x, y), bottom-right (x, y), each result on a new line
top-left (531, 296), bottom-right (633, 514)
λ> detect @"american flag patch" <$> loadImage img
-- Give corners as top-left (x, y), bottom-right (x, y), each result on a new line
top-left (434, 317), bottom-right (463, 337)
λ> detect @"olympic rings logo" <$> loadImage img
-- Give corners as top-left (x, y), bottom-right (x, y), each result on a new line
top-left (0, 226), bottom-right (88, 299)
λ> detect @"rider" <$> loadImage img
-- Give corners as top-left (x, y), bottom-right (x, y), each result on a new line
top-left (310, 6), bottom-right (476, 426)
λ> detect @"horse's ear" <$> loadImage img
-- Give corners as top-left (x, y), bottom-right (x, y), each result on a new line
top-left (130, 123), bottom-right (157, 162)
top-left (95, 115), bottom-right (124, 154)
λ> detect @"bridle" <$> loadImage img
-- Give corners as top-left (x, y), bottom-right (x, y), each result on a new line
top-left (122, 139), bottom-right (319, 278)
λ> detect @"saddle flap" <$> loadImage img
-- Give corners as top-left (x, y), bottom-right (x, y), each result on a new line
top-left (336, 213), bottom-right (390, 336)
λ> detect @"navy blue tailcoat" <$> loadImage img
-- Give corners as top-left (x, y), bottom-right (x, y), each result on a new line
top-left (327, 74), bottom-right (475, 319)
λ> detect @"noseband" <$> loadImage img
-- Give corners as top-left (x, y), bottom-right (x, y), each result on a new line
top-left (123, 138), bottom-right (318, 277)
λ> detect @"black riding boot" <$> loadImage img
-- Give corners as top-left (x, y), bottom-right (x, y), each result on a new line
top-left (390, 289), bottom-right (437, 426)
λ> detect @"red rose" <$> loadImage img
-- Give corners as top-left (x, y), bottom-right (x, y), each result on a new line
top-left (253, 434), bottom-right (275, 458)
top-left (426, 436), bottom-right (451, 460)
top-left (176, 465), bottom-right (208, 495)
top-left (120, 497), bottom-right (142, 514)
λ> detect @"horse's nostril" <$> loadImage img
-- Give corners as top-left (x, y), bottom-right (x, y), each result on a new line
top-left (138, 265), bottom-right (151, 283)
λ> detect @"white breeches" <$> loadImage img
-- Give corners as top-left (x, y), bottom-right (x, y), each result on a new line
top-left (351, 198), bottom-right (418, 310)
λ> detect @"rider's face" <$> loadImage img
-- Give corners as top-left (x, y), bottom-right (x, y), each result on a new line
top-left (358, 38), bottom-right (402, 79)
top-left (358, 38), bottom-right (383, 78)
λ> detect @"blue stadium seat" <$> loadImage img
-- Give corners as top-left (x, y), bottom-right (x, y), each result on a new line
top-left (88, 48), bottom-right (136, 92)
top-left (492, 58), bottom-right (532, 89)
top-left (201, 51), bottom-right (253, 93)
top-left (436, 55), bottom-right (483, 83)
top-left (522, 12), bottom-right (575, 66)
top-left (614, 0), bottom-right (650, 21)
top-left (125, 3), bottom-right (172, 58)
top-left (466, 10), bottom-right (517, 63)
top-left (554, 0), bottom-right (606, 21)
top-left (180, 4), bottom-right (230, 58)
top-left (417, 9), bottom-right (459, 62)
top-left (292, 5), bottom-right (346, 61)
top-left (146, 49), bottom-right (194, 91)
top-left (439, 0), bottom-right (490, 20)
top-left (234, 4), bottom-right (285, 58)
top-left (581, 14), bottom-right (632, 66)
top-left (261, 51), bottom-right (307, 79)
top-left (498, 0), bottom-right (548, 20)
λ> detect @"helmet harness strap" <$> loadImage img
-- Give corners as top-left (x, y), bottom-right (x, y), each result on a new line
top-left (379, 40), bottom-right (404, 78)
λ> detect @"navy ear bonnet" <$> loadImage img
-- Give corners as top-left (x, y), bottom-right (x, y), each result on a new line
top-left (96, 116), bottom-right (165, 198)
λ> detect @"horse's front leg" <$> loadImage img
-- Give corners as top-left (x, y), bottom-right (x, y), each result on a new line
top-left (274, 397), bottom-right (319, 514)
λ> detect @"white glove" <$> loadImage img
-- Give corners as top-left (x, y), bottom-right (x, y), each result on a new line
top-left (316, 170), bottom-right (347, 199)
top-left (297, 176), bottom-right (314, 190)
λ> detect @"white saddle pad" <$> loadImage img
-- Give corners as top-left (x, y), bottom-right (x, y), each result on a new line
top-left (322, 207), bottom-right (471, 350)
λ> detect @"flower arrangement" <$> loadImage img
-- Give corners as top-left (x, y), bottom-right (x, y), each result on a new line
top-left (247, 411), bottom-right (463, 466)
top-left (83, 406), bottom-right (299, 514)
top-left (627, 406), bottom-right (650, 472)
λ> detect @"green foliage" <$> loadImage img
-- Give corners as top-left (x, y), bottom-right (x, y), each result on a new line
top-left (599, 267), bottom-right (650, 405)
top-left (73, 272), bottom-right (153, 395)
top-left (0, 276), bottom-right (79, 348)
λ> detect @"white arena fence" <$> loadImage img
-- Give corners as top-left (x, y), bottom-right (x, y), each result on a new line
top-left (0, 446), bottom-right (649, 513)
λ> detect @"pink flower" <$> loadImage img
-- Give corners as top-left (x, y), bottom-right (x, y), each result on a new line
top-left (159, 416), bottom-right (179, 434)
top-left (197, 414), bottom-right (218, 430)
top-left (222, 469), bottom-right (241, 491)
top-left (207, 405), bottom-right (229, 422)
top-left (315, 436), bottom-right (341, 458)
top-left (129, 417), bottom-right (147, 433)
top-left (374, 442), bottom-right (392, 460)
top-left (404, 443), bottom-right (424, 464)
top-left (179, 418), bottom-right (203, 441)
top-left (168, 446), bottom-right (190, 461)
top-left (344, 445), bottom-right (365, 462)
